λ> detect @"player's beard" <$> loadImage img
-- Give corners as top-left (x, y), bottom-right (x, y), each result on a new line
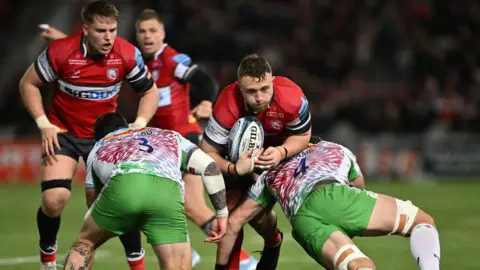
top-left (253, 103), bottom-right (268, 114)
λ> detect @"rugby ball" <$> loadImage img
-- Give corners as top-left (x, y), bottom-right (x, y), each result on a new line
top-left (228, 117), bottom-right (264, 162)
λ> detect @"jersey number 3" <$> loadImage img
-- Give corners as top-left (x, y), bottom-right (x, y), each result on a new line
top-left (294, 157), bottom-right (308, 177)
top-left (135, 138), bottom-right (154, 153)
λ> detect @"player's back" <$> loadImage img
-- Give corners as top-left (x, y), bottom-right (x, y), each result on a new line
top-left (259, 141), bottom-right (358, 218)
top-left (36, 34), bottom-right (149, 138)
top-left (88, 127), bottom-right (193, 186)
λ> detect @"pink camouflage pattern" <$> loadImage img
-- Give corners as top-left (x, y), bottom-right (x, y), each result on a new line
top-left (96, 127), bottom-right (186, 183)
top-left (265, 141), bottom-right (350, 219)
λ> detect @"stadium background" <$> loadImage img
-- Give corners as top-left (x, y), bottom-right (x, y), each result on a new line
top-left (0, 0), bottom-right (478, 269)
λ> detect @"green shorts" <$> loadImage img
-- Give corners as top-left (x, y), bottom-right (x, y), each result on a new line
top-left (290, 183), bottom-right (377, 264)
top-left (90, 173), bottom-right (188, 245)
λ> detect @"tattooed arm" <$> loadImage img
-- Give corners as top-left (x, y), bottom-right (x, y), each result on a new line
top-left (186, 148), bottom-right (228, 218)
top-left (64, 241), bottom-right (94, 270)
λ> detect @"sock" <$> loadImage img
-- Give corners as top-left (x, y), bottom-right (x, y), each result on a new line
top-left (410, 223), bottom-right (440, 270)
top-left (119, 229), bottom-right (145, 270)
top-left (227, 228), bottom-right (244, 270)
top-left (200, 216), bottom-right (216, 234)
top-left (262, 227), bottom-right (282, 247)
top-left (239, 249), bottom-right (251, 261)
top-left (37, 207), bottom-right (60, 262)
top-left (215, 264), bottom-right (228, 270)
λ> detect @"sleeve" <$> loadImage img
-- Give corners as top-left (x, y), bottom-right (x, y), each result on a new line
top-left (34, 46), bottom-right (59, 83)
top-left (171, 54), bottom-right (218, 102)
top-left (178, 134), bottom-right (199, 172)
top-left (172, 53), bottom-right (194, 80)
top-left (125, 47), bottom-right (154, 94)
top-left (203, 88), bottom-right (237, 148)
top-left (85, 150), bottom-right (96, 188)
top-left (248, 173), bottom-right (276, 208)
top-left (285, 95), bottom-right (312, 134)
top-left (343, 146), bottom-right (362, 181)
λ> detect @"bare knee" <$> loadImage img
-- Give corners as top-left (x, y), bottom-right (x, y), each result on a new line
top-left (249, 209), bottom-right (276, 233)
top-left (348, 258), bottom-right (376, 270)
top-left (42, 189), bottom-right (71, 217)
top-left (227, 216), bottom-right (244, 234)
top-left (415, 209), bottom-right (436, 228)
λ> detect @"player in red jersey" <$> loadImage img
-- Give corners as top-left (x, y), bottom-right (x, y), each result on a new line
top-left (19, 2), bottom-right (158, 270)
top-left (200, 54), bottom-right (312, 270)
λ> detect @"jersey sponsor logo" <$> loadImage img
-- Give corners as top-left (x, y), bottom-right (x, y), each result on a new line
top-left (68, 59), bottom-right (87, 65)
top-left (107, 68), bottom-right (119, 81)
top-left (266, 111), bottom-right (284, 118)
top-left (104, 59), bottom-right (122, 65)
top-left (58, 80), bottom-right (121, 100)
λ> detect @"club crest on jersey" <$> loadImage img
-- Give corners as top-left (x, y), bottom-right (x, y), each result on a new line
top-left (107, 68), bottom-right (119, 81)
top-left (152, 70), bottom-right (160, 81)
top-left (270, 120), bottom-right (282, 130)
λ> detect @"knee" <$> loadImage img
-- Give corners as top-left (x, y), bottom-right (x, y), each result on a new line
top-left (334, 245), bottom-right (375, 270)
top-left (416, 210), bottom-right (436, 228)
top-left (42, 189), bottom-right (71, 217)
top-left (227, 217), bottom-right (244, 234)
top-left (249, 209), bottom-right (276, 231)
top-left (348, 258), bottom-right (376, 270)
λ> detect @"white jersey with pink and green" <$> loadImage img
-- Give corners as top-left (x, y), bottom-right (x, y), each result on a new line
top-left (248, 141), bottom-right (362, 221)
top-left (85, 127), bottom-right (196, 195)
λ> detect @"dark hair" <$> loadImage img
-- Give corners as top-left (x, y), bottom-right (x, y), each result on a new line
top-left (237, 54), bottom-right (272, 81)
top-left (309, 136), bottom-right (322, 144)
top-left (94, 112), bottom-right (128, 141)
top-left (135, 9), bottom-right (164, 29)
top-left (81, 0), bottom-right (119, 24)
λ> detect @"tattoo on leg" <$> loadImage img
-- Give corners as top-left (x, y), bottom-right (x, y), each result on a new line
top-left (64, 241), bottom-right (94, 270)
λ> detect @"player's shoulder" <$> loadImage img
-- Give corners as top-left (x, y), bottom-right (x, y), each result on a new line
top-left (47, 35), bottom-right (82, 58)
top-left (163, 45), bottom-right (192, 66)
top-left (216, 82), bottom-right (240, 107)
top-left (273, 76), bottom-right (303, 93)
top-left (220, 81), bottom-right (239, 97)
top-left (112, 36), bottom-right (138, 58)
top-left (273, 76), bottom-right (306, 112)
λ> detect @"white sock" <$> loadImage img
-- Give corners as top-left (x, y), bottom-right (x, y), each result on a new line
top-left (410, 223), bottom-right (440, 270)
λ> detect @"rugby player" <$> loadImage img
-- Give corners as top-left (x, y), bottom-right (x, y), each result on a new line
top-left (65, 112), bottom-right (228, 270)
top-left (214, 137), bottom-right (441, 270)
top-left (200, 54), bottom-right (312, 269)
top-left (19, 1), bottom-right (158, 269)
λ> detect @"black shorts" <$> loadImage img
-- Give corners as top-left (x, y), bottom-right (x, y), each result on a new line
top-left (46, 133), bottom-right (96, 162)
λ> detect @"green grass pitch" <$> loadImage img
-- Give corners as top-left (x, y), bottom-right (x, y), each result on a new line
top-left (0, 181), bottom-right (478, 269)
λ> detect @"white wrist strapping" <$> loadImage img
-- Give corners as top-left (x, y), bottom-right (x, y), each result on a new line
top-left (35, 115), bottom-right (55, 130)
top-left (216, 207), bottom-right (229, 218)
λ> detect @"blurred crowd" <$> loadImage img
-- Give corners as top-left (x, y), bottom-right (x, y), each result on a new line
top-left (2, 0), bottom-right (480, 137)
top-left (140, 0), bottom-right (480, 135)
